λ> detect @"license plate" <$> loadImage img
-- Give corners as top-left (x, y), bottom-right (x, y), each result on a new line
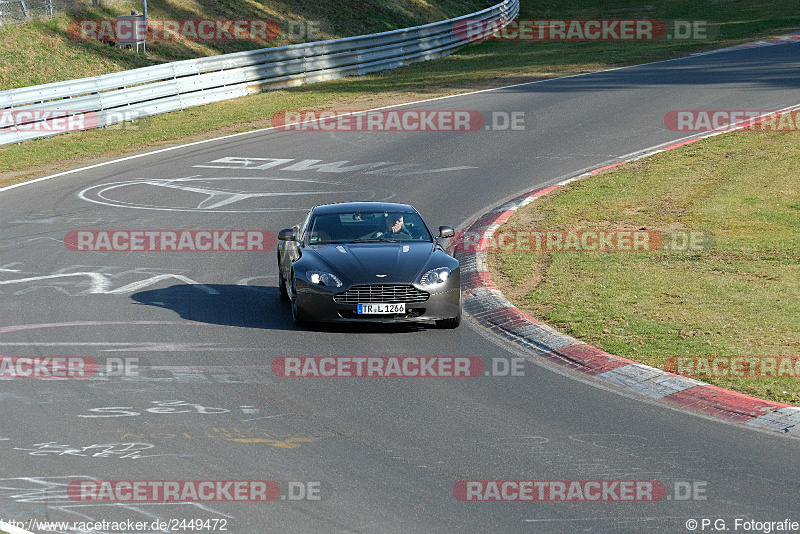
top-left (357, 303), bottom-right (405, 314)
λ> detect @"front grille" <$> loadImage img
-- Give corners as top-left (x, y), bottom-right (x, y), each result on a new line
top-left (334, 284), bottom-right (429, 304)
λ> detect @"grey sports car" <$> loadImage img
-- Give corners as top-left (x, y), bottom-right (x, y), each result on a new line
top-left (277, 202), bottom-right (461, 328)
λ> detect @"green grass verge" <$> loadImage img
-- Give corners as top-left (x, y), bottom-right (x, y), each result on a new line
top-left (0, 0), bottom-right (486, 88)
top-left (2, 0), bottom-right (800, 184)
top-left (490, 130), bottom-right (800, 404)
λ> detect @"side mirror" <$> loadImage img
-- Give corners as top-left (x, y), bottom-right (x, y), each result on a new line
top-left (278, 228), bottom-right (296, 241)
top-left (438, 226), bottom-right (454, 238)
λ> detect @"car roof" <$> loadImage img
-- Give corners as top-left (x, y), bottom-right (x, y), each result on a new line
top-left (311, 202), bottom-right (418, 215)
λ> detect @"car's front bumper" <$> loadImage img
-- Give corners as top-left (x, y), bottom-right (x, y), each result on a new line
top-left (294, 271), bottom-right (461, 324)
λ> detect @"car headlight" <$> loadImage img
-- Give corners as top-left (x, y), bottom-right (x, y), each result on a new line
top-left (306, 270), bottom-right (343, 287)
top-left (420, 267), bottom-right (451, 286)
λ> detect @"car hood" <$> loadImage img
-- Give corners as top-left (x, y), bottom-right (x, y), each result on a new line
top-left (307, 242), bottom-right (437, 284)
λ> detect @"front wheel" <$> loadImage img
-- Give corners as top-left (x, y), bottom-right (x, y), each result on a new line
top-left (278, 267), bottom-right (289, 301)
top-left (289, 274), bottom-right (307, 327)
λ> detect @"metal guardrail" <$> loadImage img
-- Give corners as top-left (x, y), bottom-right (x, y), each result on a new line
top-left (0, 0), bottom-right (518, 146)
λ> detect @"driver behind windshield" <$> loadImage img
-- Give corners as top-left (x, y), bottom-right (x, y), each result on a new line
top-left (371, 212), bottom-right (412, 239)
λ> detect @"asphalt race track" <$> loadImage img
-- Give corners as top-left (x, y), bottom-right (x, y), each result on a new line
top-left (1, 42), bottom-right (799, 533)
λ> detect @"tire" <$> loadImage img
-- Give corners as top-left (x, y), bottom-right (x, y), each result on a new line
top-left (278, 267), bottom-right (289, 301)
top-left (289, 274), bottom-right (307, 327)
top-left (436, 311), bottom-right (461, 329)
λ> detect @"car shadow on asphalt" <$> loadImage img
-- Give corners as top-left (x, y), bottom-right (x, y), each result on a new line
top-left (130, 284), bottom-right (430, 334)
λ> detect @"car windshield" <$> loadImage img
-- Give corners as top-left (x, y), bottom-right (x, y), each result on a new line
top-left (307, 210), bottom-right (433, 244)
